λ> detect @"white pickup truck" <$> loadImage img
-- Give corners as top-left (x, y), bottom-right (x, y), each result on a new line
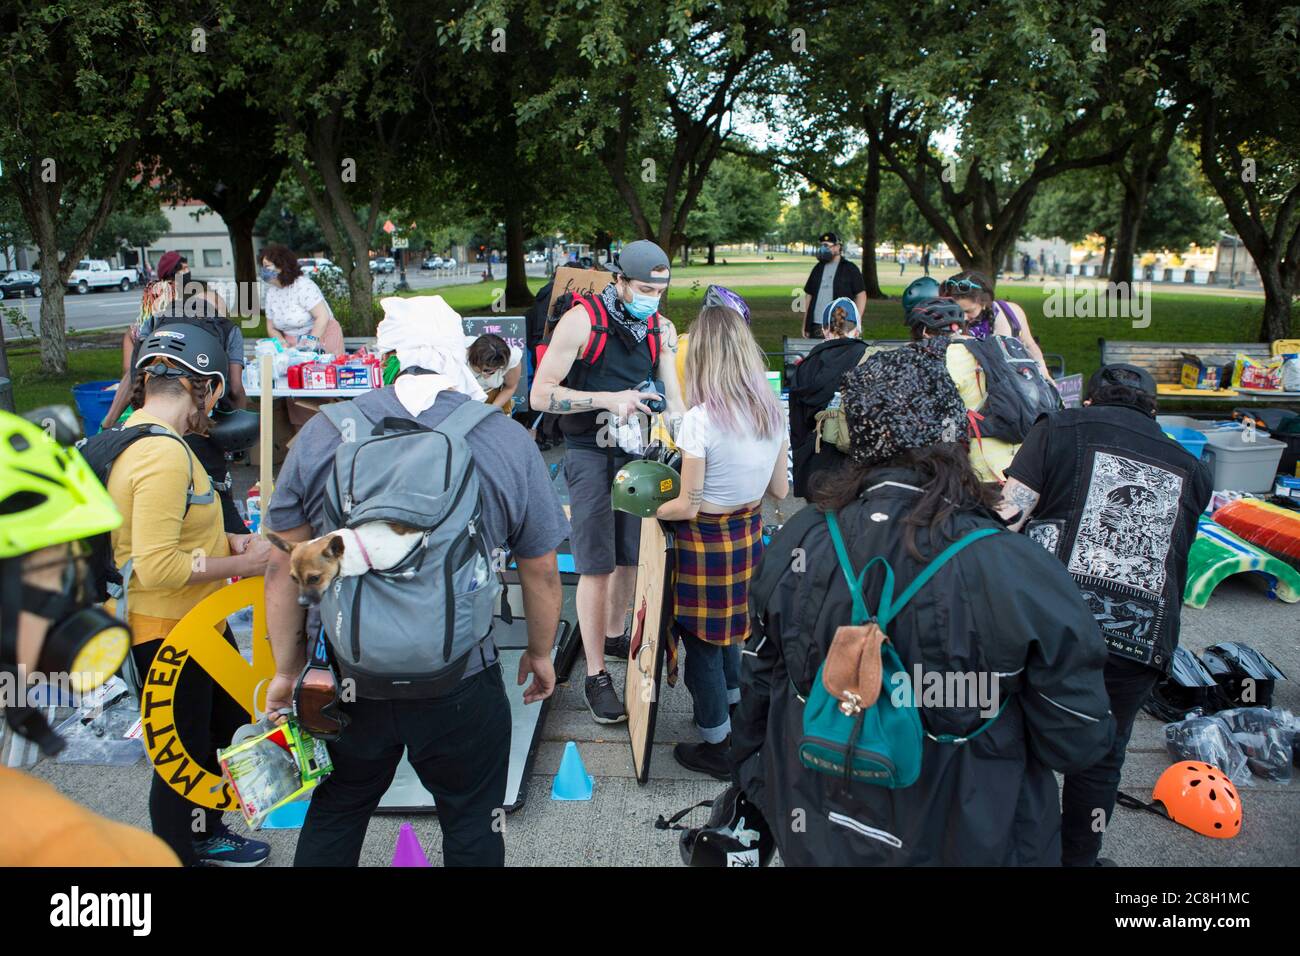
top-left (66, 259), bottom-right (140, 294)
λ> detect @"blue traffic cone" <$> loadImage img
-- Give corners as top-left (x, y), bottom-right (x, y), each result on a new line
top-left (551, 741), bottom-right (594, 801)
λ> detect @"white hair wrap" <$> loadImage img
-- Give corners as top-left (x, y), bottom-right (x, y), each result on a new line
top-left (376, 295), bottom-right (485, 413)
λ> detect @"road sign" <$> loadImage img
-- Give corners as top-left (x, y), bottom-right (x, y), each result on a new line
top-left (392, 237), bottom-right (409, 249)
top-left (383, 220), bottom-right (395, 234)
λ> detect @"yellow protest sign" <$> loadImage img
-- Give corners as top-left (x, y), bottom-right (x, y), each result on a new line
top-left (139, 577), bottom-right (275, 810)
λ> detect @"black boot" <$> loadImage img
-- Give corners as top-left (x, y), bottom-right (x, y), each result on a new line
top-left (673, 738), bottom-right (732, 781)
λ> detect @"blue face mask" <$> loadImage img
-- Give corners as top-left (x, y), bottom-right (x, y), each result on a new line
top-left (624, 291), bottom-right (660, 320)
top-left (260, 267), bottom-right (278, 283)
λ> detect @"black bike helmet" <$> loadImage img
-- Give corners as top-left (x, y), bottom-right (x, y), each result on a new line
top-left (678, 785), bottom-right (776, 867)
top-left (207, 408), bottom-right (259, 453)
top-left (905, 297), bottom-right (967, 334)
top-left (901, 276), bottom-right (941, 313)
top-left (1200, 642), bottom-right (1287, 708)
top-left (134, 322), bottom-right (228, 395)
top-left (1143, 646), bottom-right (1222, 722)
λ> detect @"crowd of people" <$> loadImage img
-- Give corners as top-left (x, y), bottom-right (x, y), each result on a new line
top-left (0, 233), bottom-right (1215, 868)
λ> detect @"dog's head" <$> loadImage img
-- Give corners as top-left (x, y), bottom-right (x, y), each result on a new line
top-left (267, 532), bottom-right (345, 606)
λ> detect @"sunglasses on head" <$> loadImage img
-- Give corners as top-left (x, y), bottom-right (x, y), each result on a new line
top-left (941, 277), bottom-right (987, 295)
top-left (293, 630), bottom-right (350, 741)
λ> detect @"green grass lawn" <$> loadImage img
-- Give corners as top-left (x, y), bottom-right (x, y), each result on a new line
top-left (6, 265), bottom-right (1269, 415)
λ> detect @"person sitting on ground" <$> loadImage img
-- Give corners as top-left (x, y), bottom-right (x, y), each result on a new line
top-left (467, 333), bottom-right (524, 413)
top-left (904, 296), bottom-right (1021, 486)
top-left (940, 270), bottom-right (1053, 381)
top-left (654, 305), bottom-right (788, 780)
top-left (788, 296), bottom-right (865, 498)
top-left (998, 363), bottom-right (1213, 867)
top-left (733, 345), bottom-right (1115, 865)
top-left (0, 410), bottom-right (180, 866)
top-left (259, 243), bottom-right (345, 355)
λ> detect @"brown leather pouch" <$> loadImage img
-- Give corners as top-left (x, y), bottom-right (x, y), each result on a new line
top-left (821, 623), bottom-right (887, 715)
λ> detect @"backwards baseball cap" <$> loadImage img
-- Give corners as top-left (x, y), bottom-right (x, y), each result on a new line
top-left (819, 232), bottom-right (840, 245)
top-left (1087, 363), bottom-right (1156, 400)
top-left (821, 296), bottom-right (858, 329)
top-left (608, 240), bottom-right (671, 286)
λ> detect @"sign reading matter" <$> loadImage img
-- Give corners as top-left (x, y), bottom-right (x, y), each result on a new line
top-left (546, 267), bottom-right (606, 314)
top-left (1056, 373), bottom-right (1084, 409)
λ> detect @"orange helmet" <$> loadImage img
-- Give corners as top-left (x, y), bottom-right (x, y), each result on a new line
top-left (1152, 761), bottom-right (1242, 839)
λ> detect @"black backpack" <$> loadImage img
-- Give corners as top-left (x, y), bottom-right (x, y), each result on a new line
top-left (76, 424), bottom-right (214, 609)
top-left (956, 335), bottom-right (1062, 443)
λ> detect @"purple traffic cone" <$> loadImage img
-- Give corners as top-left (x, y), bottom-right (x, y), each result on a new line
top-left (391, 822), bottom-right (431, 867)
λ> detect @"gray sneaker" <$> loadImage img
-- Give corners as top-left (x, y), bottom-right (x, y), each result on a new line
top-left (584, 671), bottom-right (627, 724)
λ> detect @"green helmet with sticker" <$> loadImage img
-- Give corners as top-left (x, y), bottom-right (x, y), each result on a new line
top-left (611, 459), bottom-right (681, 518)
top-left (902, 276), bottom-right (941, 315)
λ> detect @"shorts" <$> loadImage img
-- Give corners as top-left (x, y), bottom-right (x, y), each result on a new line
top-left (564, 445), bottom-right (641, 574)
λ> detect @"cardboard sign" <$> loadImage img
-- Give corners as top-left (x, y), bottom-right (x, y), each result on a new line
top-left (463, 315), bottom-right (528, 402)
top-left (625, 517), bottom-right (674, 783)
top-left (546, 267), bottom-right (607, 315)
top-left (1056, 373), bottom-right (1084, 409)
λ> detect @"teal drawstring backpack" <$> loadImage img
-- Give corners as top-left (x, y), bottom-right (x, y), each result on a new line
top-left (797, 511), bottom-right (1008, 789)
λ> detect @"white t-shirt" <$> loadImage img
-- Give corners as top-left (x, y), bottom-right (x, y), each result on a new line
top-left (263, 275), bottom-right (325, 338)
top-left (675, 405), bottom-right (783, 507)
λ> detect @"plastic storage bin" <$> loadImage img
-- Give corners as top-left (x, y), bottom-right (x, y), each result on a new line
top-left (71, 380), bottom-right (119, 437)
top-left (1163, 426), bottom-right (1208, 460)
top-left (1202, 430), bottom-right (1286, 493)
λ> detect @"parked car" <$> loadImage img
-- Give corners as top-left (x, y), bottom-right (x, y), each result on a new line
top-left (421, 255), bottom-right (442, 269)
top-left (371, 257), bottom-right (396, 274)
top-left (66, 259), bottom-right (139, 294)
top-left (440, 257), bottom-right (457, 270)
top-left (297, 258), bottom-right (343, 279)
top-left (0, 270), bottom-right (41, 299)
top-left (525, 252), bottom-right (545, 264)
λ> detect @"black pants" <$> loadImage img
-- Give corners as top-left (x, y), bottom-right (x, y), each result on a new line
top-left (1060, 655), bottom-right (1160, 866)
top-left (294, 665), bottom-right (511, 867)
top-left (132, 628), bottom-right (247, 866)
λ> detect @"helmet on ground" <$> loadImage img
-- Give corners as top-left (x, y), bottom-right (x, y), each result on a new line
top-left (1151, 761), bottom-right (1242, 839)
top-left (1143, 646), bottom-right (1222, 722)
top-left (0, 410), bottom-right (120, 559)
top-left (901, 276), bottom-right (941, 313)
top-left (134, 322), bottom-right (228, 395)
top-left (611, 459), bottom-right (680, 518)
top-left (905, 297), bottom-right (966, 334)
top-left (1199, 642), bottom-right (1287, 708)
top-left (680, 785), bottom-right (776, 867)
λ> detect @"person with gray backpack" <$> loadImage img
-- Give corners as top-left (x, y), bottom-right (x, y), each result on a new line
top-left (263, 301), bottom-right (569, 867)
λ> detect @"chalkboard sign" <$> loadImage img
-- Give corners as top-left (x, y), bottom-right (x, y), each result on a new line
top-left (1056, 373), bottom-right (1083, 409)
top-left (463, 315), bottom-right (528, 404)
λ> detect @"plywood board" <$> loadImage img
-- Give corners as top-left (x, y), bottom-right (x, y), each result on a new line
top-left (625, 517), bottom-right (673, 783)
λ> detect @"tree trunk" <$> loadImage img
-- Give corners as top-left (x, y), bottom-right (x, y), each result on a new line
top-left (1100, 235), bottom-right (1113, 279)
top-left (860, 141), bottom-right (885, 297)
top-left (503, 196), bottom-right (531, 309)
top-left (1109, 180), bottom-right (1147, 289)
top-left (706, 242), bottom-right (716, 266)
top-left (1258, 262), bottom-right (1293, 341)
top-left (227, 211), bottom-right (259, 318)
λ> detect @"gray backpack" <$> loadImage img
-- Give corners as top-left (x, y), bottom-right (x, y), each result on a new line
top-left (317, 398), bottom-right (503, 699)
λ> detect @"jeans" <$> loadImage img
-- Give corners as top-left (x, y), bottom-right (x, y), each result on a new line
top-left (680, 629), bottom-right (741, 744)
top-left (132, 629), bottom-right (246, 866)
top-left (294, 664), bottom-right (511, 867)
top-left (1061, 655), bottom-right (1160, 866)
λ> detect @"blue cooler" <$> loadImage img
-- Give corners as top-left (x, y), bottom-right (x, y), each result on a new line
top-left (1162, 425), bottom-right (1207, 460)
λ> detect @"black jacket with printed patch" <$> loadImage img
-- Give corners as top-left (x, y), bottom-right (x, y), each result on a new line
top-left (733, 469), bottom-right (1115, 866)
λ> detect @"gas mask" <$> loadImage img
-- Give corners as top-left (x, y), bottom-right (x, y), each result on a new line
top-left (1, 548), bottom-right (131, 756)
top-left (815, 244), bottom-right (835, 264)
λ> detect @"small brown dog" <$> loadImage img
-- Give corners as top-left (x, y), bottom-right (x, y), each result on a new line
top-left (267, 521), bottom-right (422, 606)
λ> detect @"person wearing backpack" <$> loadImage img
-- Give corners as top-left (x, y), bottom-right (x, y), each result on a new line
top-left (905, 296), bottom-right (1062, 485)
top-left (263, 296), bottom-right (569, 867)
top-left (529, 240), bottom-right (684, 725)
top-left (94, 324), bottom-right (274, 866)
top-left (652, 305), bottom-right (788, 779)
top-left (788, 297), bottom-right (866, 499)
top-left (998, 364), bottom-right (1213, 866)
top-left (732, 345), bottom-right (1114, 866)
top-left (940, 270), bottom-right (1053, 382)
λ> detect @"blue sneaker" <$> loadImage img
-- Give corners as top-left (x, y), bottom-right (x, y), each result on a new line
top-left (194, 831), bottom-right (271, 867)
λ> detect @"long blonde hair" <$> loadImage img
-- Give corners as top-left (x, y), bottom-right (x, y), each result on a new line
top-left (684, 305), bottom-right (782, 439)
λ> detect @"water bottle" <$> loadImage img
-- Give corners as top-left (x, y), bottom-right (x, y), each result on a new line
top-left (828, 391), bottom-right (842, 411)
top-left (246, 489), bottom-right (261, 534)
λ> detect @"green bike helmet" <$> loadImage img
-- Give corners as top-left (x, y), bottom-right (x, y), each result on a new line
top-left (901, 276), bottom-right (941, 314)
top-left (612, 459), bottom-right (681, 518)
top-left (0, 411), bottom-right (121, 559)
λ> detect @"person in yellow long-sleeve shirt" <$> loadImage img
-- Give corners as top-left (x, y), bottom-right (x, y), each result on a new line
top-left (104, 324), bottom-right (274, 866)
top-left (0, 409), bottom-right (178, 866)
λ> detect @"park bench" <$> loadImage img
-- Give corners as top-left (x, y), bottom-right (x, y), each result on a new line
top-left (1097, 337), bottom-right (1296, 406)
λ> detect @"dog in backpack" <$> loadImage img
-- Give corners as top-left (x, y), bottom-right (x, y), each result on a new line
top-left (267, 522), bottom-right (423, 606)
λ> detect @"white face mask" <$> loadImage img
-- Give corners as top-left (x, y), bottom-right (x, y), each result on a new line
top-left (474, 367), bottom-right (505, 391)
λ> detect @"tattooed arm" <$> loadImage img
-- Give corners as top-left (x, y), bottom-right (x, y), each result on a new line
top-left (529, 307), bottom-right (659, 415)
top-left (998, 477), bottom-right (1042, 532)
top-left (656, 454), bottom-right (705, 521)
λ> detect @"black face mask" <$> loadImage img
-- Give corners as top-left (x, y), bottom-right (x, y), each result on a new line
top-left (0, 556), bottom-right (131, 756)
top-left (815, 245), bottom-right (835, 263)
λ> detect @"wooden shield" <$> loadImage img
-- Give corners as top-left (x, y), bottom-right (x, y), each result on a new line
top-left (625, 517), bottom-right (674, 783)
